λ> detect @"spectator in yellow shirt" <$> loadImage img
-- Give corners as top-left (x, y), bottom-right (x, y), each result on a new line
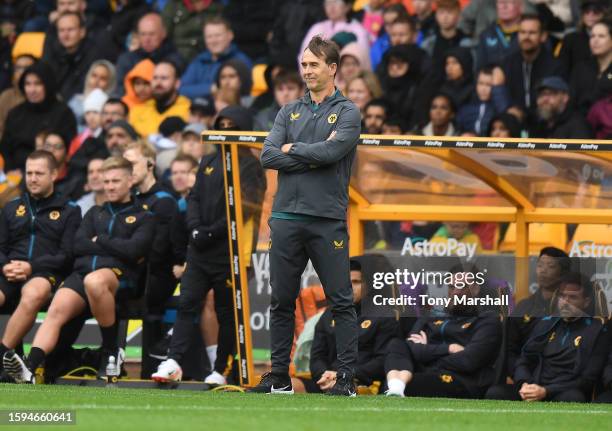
top-left (129, 61), bottom-right (190, 139)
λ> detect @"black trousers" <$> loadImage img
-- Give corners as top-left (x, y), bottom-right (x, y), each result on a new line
top-left (385, 337), bottom-right (475, 398)
top-left (168, 252), bottom-right (234, 375)
top-left (594, 390), bottom-right (612, 403)
top-left (269, 217), bottom-right (357, 376)
top-left (486, 384), bottom-right (587, 402)
top-left (385, 337), bottom-right (416, 373)
top-left (145, 264), bottom-right (176, 315)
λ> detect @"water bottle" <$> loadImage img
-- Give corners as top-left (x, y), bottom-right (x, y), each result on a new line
top-left (106, 356), bottom-right (118, 387)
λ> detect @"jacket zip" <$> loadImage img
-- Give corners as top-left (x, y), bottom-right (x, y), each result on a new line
top-left (92, 204), bottom-right (120, 271)
top-left (25, 194), bottom-right (36, 260)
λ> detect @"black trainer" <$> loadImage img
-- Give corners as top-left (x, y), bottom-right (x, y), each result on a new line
top-left (326, 372), bottom-right (356, 396)
top-left (247, 371), bottom-right (294, 394)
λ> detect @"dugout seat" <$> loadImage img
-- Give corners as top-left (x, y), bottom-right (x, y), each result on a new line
top-left (251, 64), bottom-right (268, 97)
top-left (12, 32), bottom-right (45, 60)
top-left (498, 223), bottom-right (567, 254)
top-left (568, 224), bottom-right (612, 248)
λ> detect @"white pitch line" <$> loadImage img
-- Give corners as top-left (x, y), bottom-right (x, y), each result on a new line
top-left (0, 404), bottom-right (608, 415)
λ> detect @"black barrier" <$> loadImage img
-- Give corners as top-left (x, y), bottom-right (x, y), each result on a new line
top-left (203, 133), bottom-right (612, 152)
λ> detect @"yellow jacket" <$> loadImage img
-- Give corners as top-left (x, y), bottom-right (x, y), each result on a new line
top-left (129, 95), bottom-right (191, 138)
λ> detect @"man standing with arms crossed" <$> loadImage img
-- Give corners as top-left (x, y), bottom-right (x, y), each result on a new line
top-left (251, 36), bottom-right (361, 396)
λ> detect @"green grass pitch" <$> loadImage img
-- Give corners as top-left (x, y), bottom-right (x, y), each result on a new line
top-left (0, 384), bottom-right (611, 431)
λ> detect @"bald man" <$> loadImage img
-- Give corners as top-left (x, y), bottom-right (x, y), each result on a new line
top-left (115, 12), bottom-right (185, 95)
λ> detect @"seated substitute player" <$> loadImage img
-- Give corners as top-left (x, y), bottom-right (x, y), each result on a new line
top-left (385, 269), bottom-right (502, 398)
top-left (506, 247), bottom-right (571, 375)
top-left (123, 140), bottom-right (179, 363)
top-left (3, 157), bottom-right (155, 383)
top-left (0, 151), bottom-right (81, 372)
top-left (487, 272), bottom-right (610, 403)
top-left (152, 106), bottom-right (266, 386)
top-left (294, 258), bottom-right (399, 393)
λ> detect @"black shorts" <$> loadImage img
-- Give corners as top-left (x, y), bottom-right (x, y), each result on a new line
top-left (0, 272), bottom-right (62, 307)
top-left (59, 269), bottom-right (136, 304)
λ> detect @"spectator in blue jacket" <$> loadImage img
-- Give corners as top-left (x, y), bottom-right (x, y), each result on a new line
top-left (456, 66), bottom-right (510, 135)
top-left (179, 16), bottom-right (252, 100)
top-left (370, 4), bottom-right (409, 70)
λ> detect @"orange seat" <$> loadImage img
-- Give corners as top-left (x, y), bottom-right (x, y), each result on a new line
top-left (251, 64), bottom-right (268, 97)
top-left (499, 223), bottom-right (567, 255)
top-left (570, 224), bottom-right (612, 246)
top-left (12, 32), bottom-right (45, 60)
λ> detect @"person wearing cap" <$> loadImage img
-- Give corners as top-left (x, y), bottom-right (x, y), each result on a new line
top-left (106, 120), bottom-right (140, 157)
top-left (178, 123), bottom-right (213, 163)
top-left (153, 116), bottom-right (188, 175)
top-left (129, 61), bottom-right (191, 139)
top-left (188, 96), bottom-right (216, 129)
top-left (529, 76), bottom-right (593, 139)
top-left (68, 88), bottom-right (108, 162)
top-left (152, 105), bottom-right (265, 387)
top-left (558, 0), bottom-right (607, 78)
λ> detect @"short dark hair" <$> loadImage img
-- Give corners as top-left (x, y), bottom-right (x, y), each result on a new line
top-left (520, 13), bottom-right (544, 31)
top-left (305, 36), bottom-right (340, 68)
top-left (56, 11), bottom-right (85, 28)
top-left (383, 116), bottom-right (406, 133)
top-left (593, 19), bottom-right (612, 38)
top-left (171, 154), bottom-right (198, 170)
top-left (431, 92), bottom-right (456, 113)
top-left (365, 98), bottom-right (391, 115)
top-left (558, 272), bottom-right (593, 299)
top-left (384, 3), bottom-right (409, 18)
top-left (478, 65), bottom-right (495, 76)
top-left (156, 60), bottom-right (180, 79)
top-left (437, 0), bottom-right (461, 11)
top-left (391, 16), bottom-right (417, 33)
top-left (539, 246), bottom-right (571, 274)
top-left (104, 98), bottom-right (129, 116)
top-left (273, 70), bottom-right (303, 89)
top-left (27, 150), bottom-right (58, 171)
top-left (203, 15), bottom-right (232, 31)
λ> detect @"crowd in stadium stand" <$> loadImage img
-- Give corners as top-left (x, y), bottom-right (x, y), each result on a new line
top-left (0, 0), bottom-right (610, 401)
